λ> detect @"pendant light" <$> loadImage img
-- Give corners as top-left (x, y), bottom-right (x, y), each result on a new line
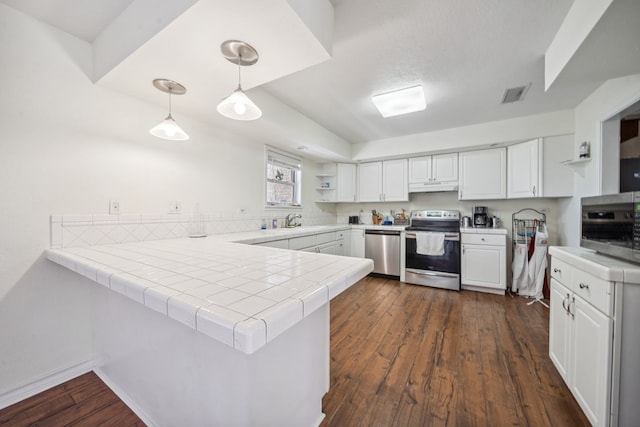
top-left (149, 79), bottom-right (189, 141)
top-left (217, 40), bottom-right (262, 121)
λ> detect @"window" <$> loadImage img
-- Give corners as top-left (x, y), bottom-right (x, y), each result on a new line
top-left (265, 147), bottom-right (302, 208)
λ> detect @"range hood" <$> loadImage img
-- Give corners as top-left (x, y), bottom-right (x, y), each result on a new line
top-left (409, 182), bottom-right (459, 193)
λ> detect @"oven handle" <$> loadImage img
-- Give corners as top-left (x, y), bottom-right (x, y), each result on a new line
top-left (406, 231), bottom-right (459, 241)
top-left (405, 268), bottom-right (459, 278)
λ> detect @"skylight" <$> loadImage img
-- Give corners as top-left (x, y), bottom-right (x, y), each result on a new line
top-left (372, 85), bottom-right (426, 118)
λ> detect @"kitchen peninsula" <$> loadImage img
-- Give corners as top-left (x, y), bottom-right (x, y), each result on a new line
top-left (46, 229), bottom-right (373, 426)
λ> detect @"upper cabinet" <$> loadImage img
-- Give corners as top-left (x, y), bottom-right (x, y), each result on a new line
top-left (408, 153), bottom-right (458, 192)
top-left (358, 159), bottom-right (408, 202)
top-left (357, 162), bottom-right (383, 202)
top-left (507, 136), bottom-right (573, 198)
top-left (458, 148), bottom-right (506, 200)
top-left (507, 139), bottom-right (540, 198)
top-left (336, 163), bottom-right (357, 202)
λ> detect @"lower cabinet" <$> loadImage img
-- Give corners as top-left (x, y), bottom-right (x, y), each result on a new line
top-left (349, 229), bottom-right (365, 258)
top-left (549, 256), bottom-right (614, 427)
top-left (460, 232), bottom-right (507, 294)
top-left (254, 229), bottom-right (348, 255)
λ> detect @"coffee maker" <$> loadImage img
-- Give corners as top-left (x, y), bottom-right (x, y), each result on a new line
top-left (473, 206), bottom-right (489, 227)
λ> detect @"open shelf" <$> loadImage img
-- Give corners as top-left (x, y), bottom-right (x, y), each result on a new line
top-left (562, 157), bottom-right (591, 166)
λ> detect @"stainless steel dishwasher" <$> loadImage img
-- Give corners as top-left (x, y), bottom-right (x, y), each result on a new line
top-left (364, 229), bottom-right (401, 277)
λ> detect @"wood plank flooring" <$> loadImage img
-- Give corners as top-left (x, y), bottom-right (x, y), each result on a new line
top-left (320, 276), bottom-right (590, 427)
top-left (1, 276), bottom-right (589, 426)
top-left (0, 372), bottom-right (144, 426)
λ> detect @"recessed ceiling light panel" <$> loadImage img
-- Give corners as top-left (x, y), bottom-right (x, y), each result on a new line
top-left (372, 85), bottom-right (426, 118)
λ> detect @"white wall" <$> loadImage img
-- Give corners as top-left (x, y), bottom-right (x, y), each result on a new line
top-left (351, 110), bottom-right (575, 161)
top-left (558, 73), bottom-right (640, 246)
top-left (0, 4), bottom-right (333, 398)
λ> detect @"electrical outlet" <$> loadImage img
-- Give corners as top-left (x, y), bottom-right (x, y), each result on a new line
top-left (109, 200), bottom-right (120, 214)
top-left (169, 201), bottom-right (181, 214)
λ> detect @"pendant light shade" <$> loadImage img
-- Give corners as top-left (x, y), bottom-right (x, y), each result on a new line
top-left (217, 40), bottom-right (262, 121)
top-left (149, 79), bottom-right (189, 141)
top-left (149, 113), bottom-right (189, 140)
top-left (217, 87), bottom-right (262, 121)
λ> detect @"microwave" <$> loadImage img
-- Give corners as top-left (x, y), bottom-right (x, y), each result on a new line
top-left (581, 192), bottom-right (640, 263)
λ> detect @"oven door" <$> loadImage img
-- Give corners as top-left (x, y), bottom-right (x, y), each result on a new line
top-left (405, 231), bottom-right (460, 290)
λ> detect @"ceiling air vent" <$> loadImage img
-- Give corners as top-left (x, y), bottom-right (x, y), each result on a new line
top-left (501, 84), bottom-right (530, 104)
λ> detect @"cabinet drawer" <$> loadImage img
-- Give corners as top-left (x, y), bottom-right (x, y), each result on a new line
top-left (550, 257), bottom-right (572, 285)
top-left (461, 234), bottom-right (505, 246)
top-left (317, 232), bottom-right (336, 245)
top-left (572, 269), bottom-right (614, 316)
top-left (288, 235), bottom-right (318, 250)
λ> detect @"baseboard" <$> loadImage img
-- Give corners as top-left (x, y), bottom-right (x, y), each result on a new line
top-left (0, 359), bottom-right (94, 410)
top-left (93, 368), bottom-right (156, 427)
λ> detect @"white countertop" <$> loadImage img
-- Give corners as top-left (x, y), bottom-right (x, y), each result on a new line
top-left (46, 227), bottom-right (373, 355)
top-left (549, 246), bottom-right (640, 284)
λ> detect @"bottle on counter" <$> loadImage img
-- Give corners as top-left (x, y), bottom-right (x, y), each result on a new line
top-left (272, 218), bottom-right (278, 229)
top-left (261, 219), bottom-right (267, 230)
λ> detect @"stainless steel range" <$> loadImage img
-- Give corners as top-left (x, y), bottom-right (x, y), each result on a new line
top-left (405, 210), bottom-right (461, 291)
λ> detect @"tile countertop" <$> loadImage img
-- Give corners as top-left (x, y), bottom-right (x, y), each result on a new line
top-left (549, 246), bottom-right (640, 284)
top-left (460, 227), bottom-right (508, 235)
top-left (46, 229), bottom-right (373, 355)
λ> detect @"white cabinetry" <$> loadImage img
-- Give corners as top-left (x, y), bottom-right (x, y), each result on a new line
top-left (549, 278), bottom-right (572, 381)
top-left (549, 256), bottom-right (613, 427)
top-left (349, 229), bottom-right (365, 258)
top-left (358, 159), bottom-right (408, 202)
top-left (461, 232), bottom-right (507, 294)
top-left (507, 139), bottom-right (539, 198)
top-left (254, 229), bottom-right (347, 255)
top-left (336, 163), bottom-right (357, 202)
top-left (458, 148), bottom-right (506, 200)
top-left (507, 136), bottom-right (573, 198)
top-left (408, 153), bottom-right (458, 192)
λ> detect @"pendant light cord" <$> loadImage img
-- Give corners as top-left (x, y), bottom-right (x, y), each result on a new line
top-left (237, 51), bottom-right (243, 90)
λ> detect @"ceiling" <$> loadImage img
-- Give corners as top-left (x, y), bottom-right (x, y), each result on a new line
top-left (3, 0), bottom-right (640, 160)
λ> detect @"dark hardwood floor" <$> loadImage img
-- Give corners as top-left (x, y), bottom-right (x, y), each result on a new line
top-left (0, 372), bottom-right (144, 426)
top-left (321, 276), bottom-right (590, 427)
top-left (1, 276), bottom-right (588, 426)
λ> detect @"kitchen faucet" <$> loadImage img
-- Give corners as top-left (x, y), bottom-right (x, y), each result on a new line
top-left (285, 213), bottom-right (302, 228)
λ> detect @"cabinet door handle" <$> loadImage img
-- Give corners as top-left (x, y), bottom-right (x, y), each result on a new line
top-left (532, 185), bottom-right (536, 196)
top-left (553, 267), bottom-right (561, 273)
top-left (481, 237), bottom-right (485, 241)
top-left (569, 295), bottom-right (575, 318)
top-left (562, 294), bottom-right (569, 313)
top-left (579, 282), bottom-right (589, 290)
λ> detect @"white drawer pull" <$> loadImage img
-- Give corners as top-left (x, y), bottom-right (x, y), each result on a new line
top-left (579, 282), bottom-right (589, 290)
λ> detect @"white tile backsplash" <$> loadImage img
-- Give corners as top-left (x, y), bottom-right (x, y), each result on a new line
top-left (51, 209), bottom-right (337, 248)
